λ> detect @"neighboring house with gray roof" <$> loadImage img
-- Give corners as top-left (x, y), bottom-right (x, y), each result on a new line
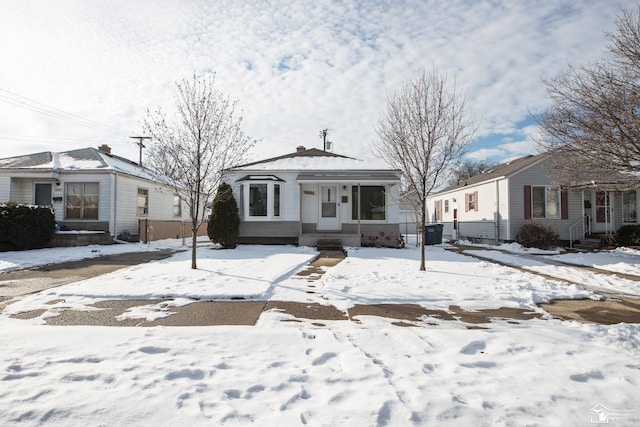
top-left (425, 152), bottom-right (640, 245)
top-left (224, 146), bottom-right (403, 247)
top-left (0, 145), bottom-right (191, 242)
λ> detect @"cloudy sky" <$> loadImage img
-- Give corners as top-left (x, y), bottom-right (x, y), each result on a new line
top-left (0, 1), bottom-right (635, 165)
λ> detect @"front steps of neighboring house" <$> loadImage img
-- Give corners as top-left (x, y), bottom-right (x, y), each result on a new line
top-left (571, 233), bottom-right (614, 251)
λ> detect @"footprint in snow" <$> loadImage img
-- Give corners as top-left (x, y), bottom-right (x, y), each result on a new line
top-left (311, 352), bottom-right (337, 366)
top-left (138, 346), bottom-right (169, 354)
top-left (570, 370), bottom-right (604, 382)
top-left (459, 340), bottom-right (486, 355)
top-left (164, 369), bottom-right (205, 380)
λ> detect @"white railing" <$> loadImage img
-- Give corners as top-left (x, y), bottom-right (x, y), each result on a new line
top-left (569, 215), bottom-right (591, 249)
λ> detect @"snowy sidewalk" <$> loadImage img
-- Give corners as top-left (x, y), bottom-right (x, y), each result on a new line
top-left (453, 244), bottom-right (640, 298)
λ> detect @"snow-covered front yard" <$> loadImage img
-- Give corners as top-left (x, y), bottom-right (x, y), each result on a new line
top-left (1, 240), bottom-right (639, 426)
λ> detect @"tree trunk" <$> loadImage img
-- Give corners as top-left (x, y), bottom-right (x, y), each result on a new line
top-left (191, 224), bottom-right (198, 269)
top-left (419, 203), bottom-right (426, 271)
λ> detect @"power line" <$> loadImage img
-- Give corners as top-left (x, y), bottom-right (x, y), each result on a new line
top-left (0, 88), bottom-right (133, 138)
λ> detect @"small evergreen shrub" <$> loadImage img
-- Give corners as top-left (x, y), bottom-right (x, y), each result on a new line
top-left (0, 202), bottom-right (56, 250)
top-left (615, 224), bottom-right (640, 247)
top-left (517, 221), bottom-right (559, 250)
top-left (207, 182), bottom-right (240, 249)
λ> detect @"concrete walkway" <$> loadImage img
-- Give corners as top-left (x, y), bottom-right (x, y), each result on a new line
top-left (450, 244), bottom-right (640, 324)
top-left (4, 245), bottom-right (640, 326)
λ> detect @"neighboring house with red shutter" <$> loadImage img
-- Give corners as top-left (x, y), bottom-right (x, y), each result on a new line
top-left (425, 152), bottom-right (640, 245)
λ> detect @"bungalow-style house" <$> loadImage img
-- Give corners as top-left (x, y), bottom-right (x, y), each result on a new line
top-left (0, 145), bottom-right (196, 244)
top-left (424, 152), bottom-right (639, 245)
top-left (224, 146), bottom-right (403, 247)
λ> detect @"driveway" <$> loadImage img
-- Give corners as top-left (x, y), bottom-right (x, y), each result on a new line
top-left (0, 250), bottom-right (176, 310)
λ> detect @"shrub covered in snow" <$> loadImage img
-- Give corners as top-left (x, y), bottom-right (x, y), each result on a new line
top-left (517, 220), bottom-right (559, 250)
top-left (207, 182), bottom-right (240, 249)
top-left (0, 202), bottom-right (55, 250)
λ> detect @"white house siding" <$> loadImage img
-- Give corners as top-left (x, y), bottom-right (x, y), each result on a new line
top-left (0, 176), bottom-right (9, 201)
top-left (8, 178), bottom-right (32, 203)
top-left (300, 183), bottom-right (318, 223)
top-left (114, 174), bottom-right (187, 237)
top-left (427, 179), bottom-right (504, 244)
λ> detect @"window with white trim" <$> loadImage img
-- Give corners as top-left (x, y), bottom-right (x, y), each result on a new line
top-left (434, 200), bottom-right (442, 222)
top-left (532, 186), bottom-right (559, 218)
top-left (444, 199), bottom-right (449, 213)
top-left (137, 188), bottom-right (149, 216)
top-left (173, 195), bottom-right (182, 218)
top-left (467, 193), bottom-right (476, 212)
top-left (244, 182), bottom-right (282, 219)
top-left (65, 183), bottom-right (99, 219)
top-left (351, 185), bottom-right (386, 220)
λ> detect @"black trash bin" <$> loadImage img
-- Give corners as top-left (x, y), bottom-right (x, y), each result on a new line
top-left (424, 224), bottom-right (444, 245)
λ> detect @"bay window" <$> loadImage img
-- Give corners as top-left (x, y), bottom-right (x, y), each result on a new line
top-left (244, 181), bottom-right (282, 219)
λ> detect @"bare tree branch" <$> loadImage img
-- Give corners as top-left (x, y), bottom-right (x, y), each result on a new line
top-left (143, 73), bottom-right (255, 269)
top-left (374, 67), bottom-right (477, 271)
top-left (536, 4), bottom-right (640, 190)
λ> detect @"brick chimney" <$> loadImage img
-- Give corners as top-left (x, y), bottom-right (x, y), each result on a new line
top-left (98, 144), bottom-right (112, 154)
top-left (296, 145), bottom-right (306, 152)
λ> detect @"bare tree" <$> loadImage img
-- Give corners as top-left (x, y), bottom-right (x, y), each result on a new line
top-left (447, 159), bottom-right (499, 186)
top-left (144, 74), bottom-right (254, 269)
top-left (375, 67), bottom-right (477, 271)
top-left (537, 5), bottom-right (640, 189)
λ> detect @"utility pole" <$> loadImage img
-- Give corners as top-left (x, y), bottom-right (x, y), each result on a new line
top-left (130, 136), bottom-right (151, 166)
top-left (319, 128), bottom-right (332, 151)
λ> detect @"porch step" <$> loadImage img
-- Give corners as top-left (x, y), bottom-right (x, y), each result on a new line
top-left (572, 237), bottom-right (602, 251)
top-left (316, 238), bottom-right (344, 252)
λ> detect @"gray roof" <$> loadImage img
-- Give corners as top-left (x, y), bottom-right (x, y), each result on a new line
top-left (231, 148), bottom-right (353, 169)
top-left (0, 147), bottom-right (166, 183)
top-left (436, 152), bottom-right (549, 194)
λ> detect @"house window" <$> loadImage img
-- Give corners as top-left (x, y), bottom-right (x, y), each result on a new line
top-left (467, 193), bottom-right (476, 212)
top-left (274, 184), bottom-right (281, 217)
top-left (244, 182), bottom-right (282, 218)
top-left (434, 200), bottom-right (442, 222)
top-left (249, 183), bottom-right (267, 216)
top-left (622, 190), bottom-right (637, 223)
top-left (444, 199), bottom-right (449, 213)
top-left (173, 195), bottom-right (182, 218)
top-left (532, 186), bottom-right (559, 218)
top-left (137, 188), bottom-right (149, 216)
top-left (65, 183), bottom-right (99, 219)
top-left (351, 186), bottom-right (386, 220)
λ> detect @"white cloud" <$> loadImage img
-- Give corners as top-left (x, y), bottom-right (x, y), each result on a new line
top-left (0, 0), bottom-right (634, 163)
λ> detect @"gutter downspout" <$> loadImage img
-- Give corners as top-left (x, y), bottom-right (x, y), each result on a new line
top-left (357, 184), bottom-right (361, 246)
top-left (495, 180), bottom-right (500, 245)
top-left (110, 173), bottom-right (118, 238)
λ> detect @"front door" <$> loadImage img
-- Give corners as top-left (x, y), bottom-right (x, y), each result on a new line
top-left (593, 191), bottom-right (613, 233)
top-left (34, 183), bottom-right (52, 206)
top-left (318, 185), bottom-right (340, 231)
